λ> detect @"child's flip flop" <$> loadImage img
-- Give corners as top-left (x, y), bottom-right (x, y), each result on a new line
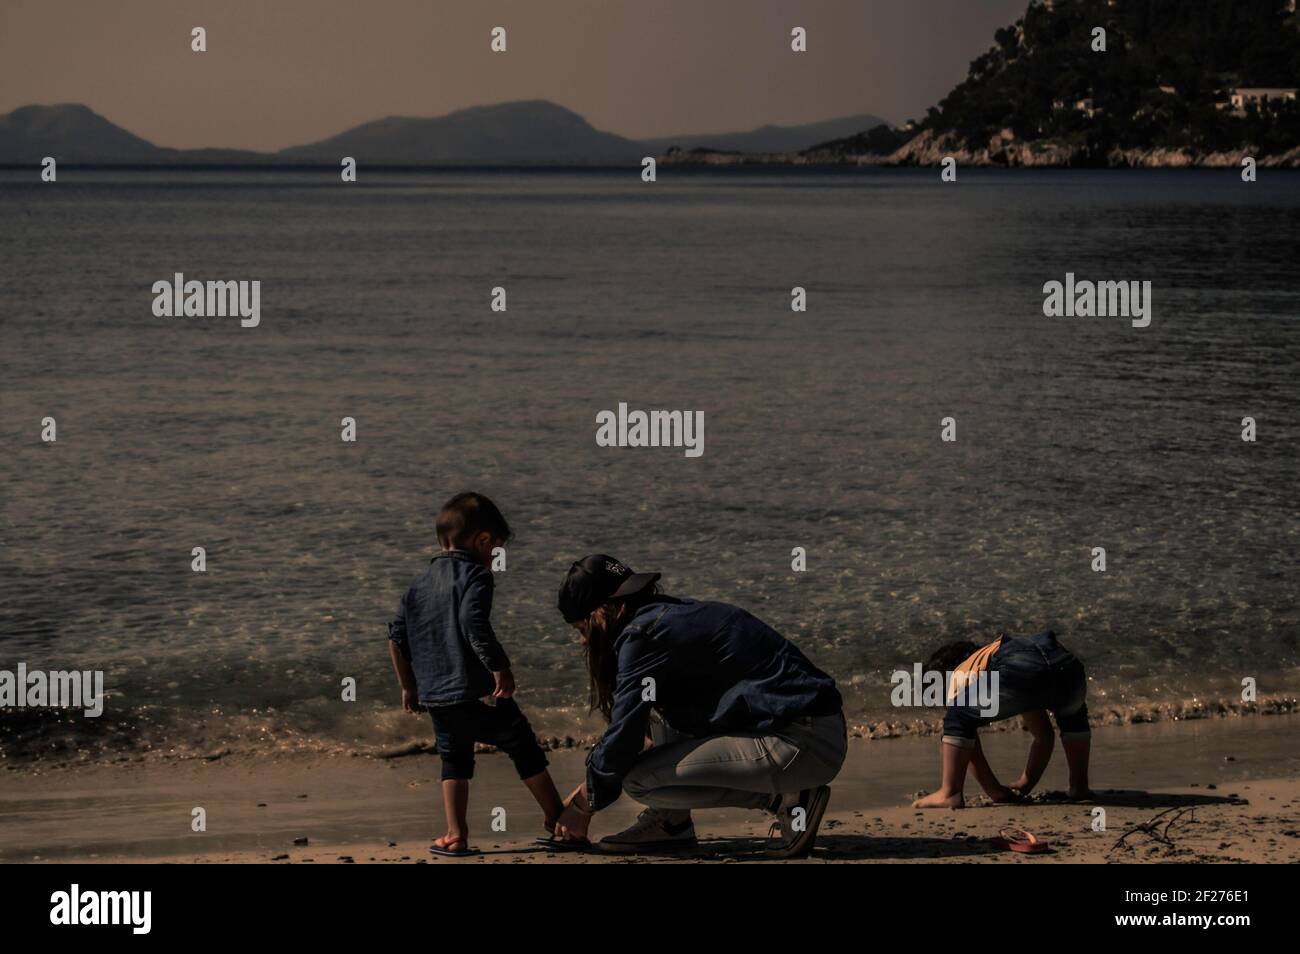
top-left (428, 843), bottom-right (483, 858)
top-left (535, 835), bottom-right (593, 853)
top-left (991, 826), bottom-right (1050, 854)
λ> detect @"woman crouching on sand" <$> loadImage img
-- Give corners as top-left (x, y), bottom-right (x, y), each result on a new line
top-left (550, 555), bottom-right (847, 858)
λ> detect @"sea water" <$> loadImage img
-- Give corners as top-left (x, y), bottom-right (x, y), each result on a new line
top-left (1, 167), bottom-right (1297, 764)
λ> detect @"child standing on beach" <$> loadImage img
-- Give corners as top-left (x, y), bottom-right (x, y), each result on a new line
top-left (387, 492), bottom-right (564, 856)
top-left (913, 629), bottom-right (1093, 809)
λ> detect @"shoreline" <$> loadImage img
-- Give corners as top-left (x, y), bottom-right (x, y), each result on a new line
top-left (660, 130), bottom-right (1300, 170)
top-left (4, 689), bottom-right (1294, 770)
top-left (4, 712), bottom-right (1298, 864)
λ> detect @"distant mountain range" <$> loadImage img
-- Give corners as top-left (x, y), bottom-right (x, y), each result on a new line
top-left (0, 100), bottom-right (890, 166)
top-left (14, 1), bottom-right (1290, 170)
top-left (278, 100), bottom-right (641, 164)
top-left (640, 113), bottom-right (888, 155)
top-left (0, 104), bottom-right (265, 165)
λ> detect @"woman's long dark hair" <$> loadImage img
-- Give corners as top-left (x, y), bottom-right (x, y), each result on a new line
top-left (586, 586), bottom-right (661, 720)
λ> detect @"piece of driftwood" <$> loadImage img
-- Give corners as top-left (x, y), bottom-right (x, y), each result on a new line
top-left (1109, 806), bottom-right (1197, 853)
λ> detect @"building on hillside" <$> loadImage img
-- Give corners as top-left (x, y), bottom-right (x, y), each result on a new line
top-left (1226, 87), bottom-right (1298, 116)
top-left (1075, 97), bottom-right (1101, 119)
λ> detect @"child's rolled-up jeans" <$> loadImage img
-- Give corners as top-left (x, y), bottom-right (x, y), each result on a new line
top-left (942, 630), bottom-right (1090, 748)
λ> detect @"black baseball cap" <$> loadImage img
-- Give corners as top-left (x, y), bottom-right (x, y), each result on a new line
top-left (557, 554), bottom-right (661, 624)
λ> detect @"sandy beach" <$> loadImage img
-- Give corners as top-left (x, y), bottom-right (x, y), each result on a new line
top-left (5, 713), bottom-right (1297, 864)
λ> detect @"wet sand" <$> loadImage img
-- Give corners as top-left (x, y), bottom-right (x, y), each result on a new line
top-left (4, 713), bottom-right (1298, 864)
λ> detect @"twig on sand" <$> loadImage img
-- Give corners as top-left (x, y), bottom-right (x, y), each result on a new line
top-left (1109, 806), bottom-right (1196, 853)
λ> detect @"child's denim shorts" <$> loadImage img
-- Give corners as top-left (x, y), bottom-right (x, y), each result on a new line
top-left (429, 697), bottom-right (548, 781)
top-left (942, 630), bottom-right (1091, 747)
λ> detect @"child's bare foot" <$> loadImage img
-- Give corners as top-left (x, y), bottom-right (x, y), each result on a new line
top-left (987, 785), bottom-right (1025, 804)
top-left (913, 790), bottom-right (964, 809)
top-left (433, 834), bottom-right (469, 852)
top-left (544, 818), bottom-right (558, 835)
top-left (1067, 786), bottom-right (1096, 802)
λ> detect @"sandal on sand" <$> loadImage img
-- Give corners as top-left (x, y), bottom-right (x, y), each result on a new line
top-left (991, 826), bottom-right (1050, 854)
top-left (429, 840), bottom-right (482, 858)
top-left (535, 835), bottom-right (593, 853)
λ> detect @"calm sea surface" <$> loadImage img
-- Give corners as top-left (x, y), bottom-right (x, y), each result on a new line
top-left (1, 167), bottom-right (1297, 763)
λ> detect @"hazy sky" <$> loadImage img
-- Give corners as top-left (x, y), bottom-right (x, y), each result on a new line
top-left (0, 0), bottom-right (1028, 150)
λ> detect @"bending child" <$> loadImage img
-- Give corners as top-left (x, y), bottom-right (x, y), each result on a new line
top-left (913, 629), bottom-right (1093, 809)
